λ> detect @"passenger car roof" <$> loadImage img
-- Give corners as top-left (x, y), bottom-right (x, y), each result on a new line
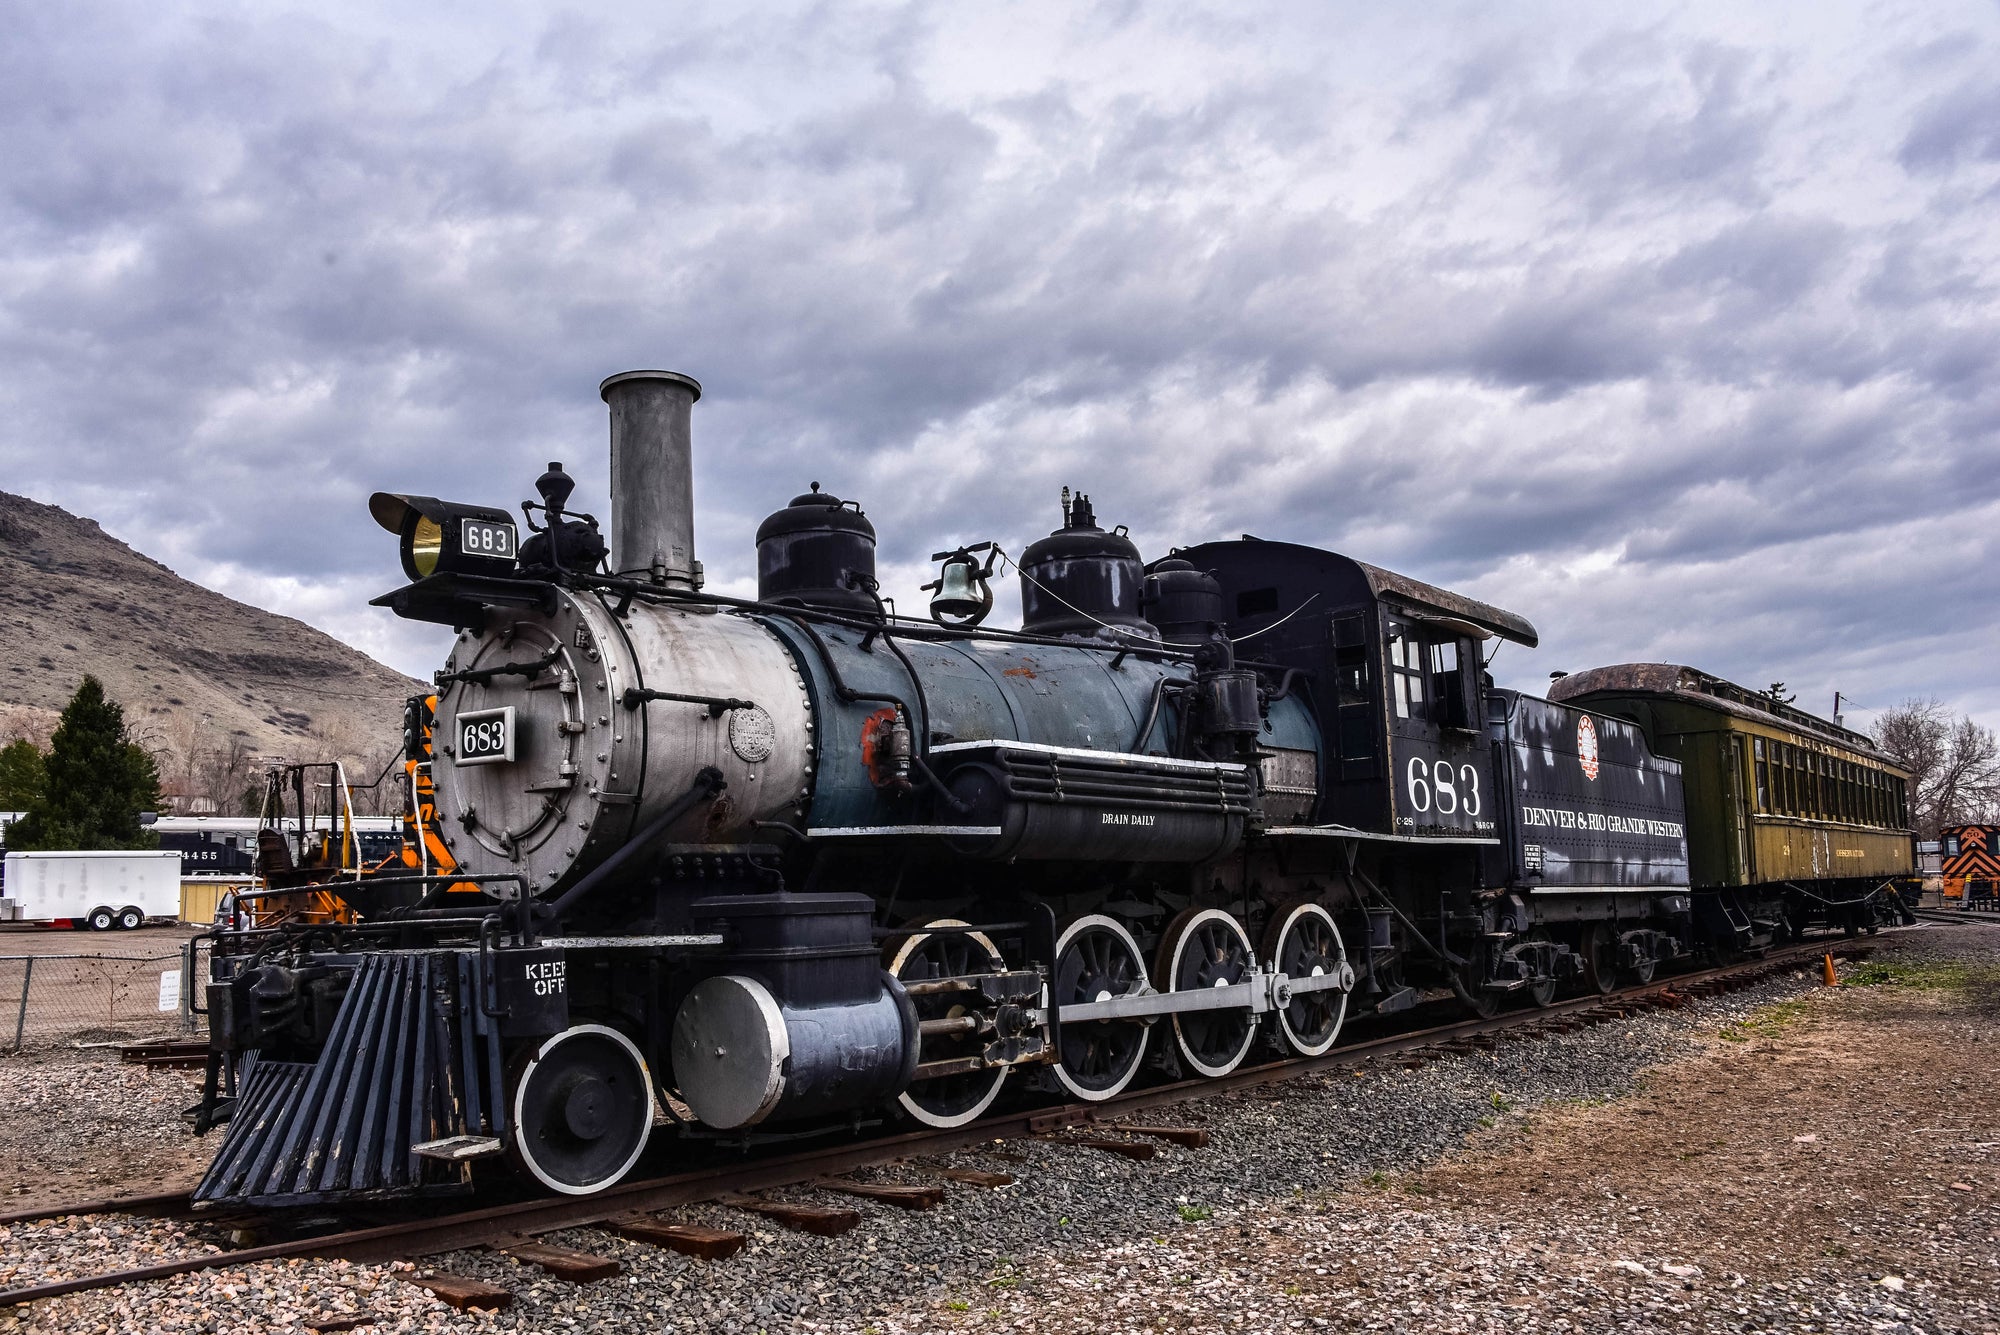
top-left (1549, 662), bottom-right (1897, 763)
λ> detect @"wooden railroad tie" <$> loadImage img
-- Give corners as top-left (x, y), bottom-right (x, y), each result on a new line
top-left (306, 1318), bottom-right (377, 1333)
top-left (608, 1216), bottom-right (747, 1259)
top-left (715, 1193), bottom-right (861, 1236)
top-left (1121, 1125), bottom-right (1211, 1149)
top-left (495, 1237), bottom-right (622, 1282)
top-left (930, 1167), bottom-right (1015, 1188)
top-left (1026, 1107), bottom-right (1093, 1133)
top-left (814, 1179), bottom-right (945, 1210)
top-left (1039, 1134), bottom-right (1157, 1161)
top-left (410, 1272), bottom-right (514, 1312)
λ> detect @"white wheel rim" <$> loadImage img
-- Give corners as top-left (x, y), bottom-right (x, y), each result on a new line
top-left (1052, 914), bottom-right (1150, 1102)
top-left (896, 1068), bottom-right (1009, 1128)
top-left (1166, 908), bottom-right (1258, 1078)
top-left (1274, 903), bottom-right (1347, 1057)
top-left (892, 919), bottom-right (1009, 1128)
top-left (509, 1023), bottom-right (653, 1196)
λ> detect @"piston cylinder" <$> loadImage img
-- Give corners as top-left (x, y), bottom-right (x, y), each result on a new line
top-left (669, 893), bottom-right (918, 1128)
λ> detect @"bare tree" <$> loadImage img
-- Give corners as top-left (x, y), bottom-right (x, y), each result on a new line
top-left (348, 742), bottom-right (407, 817)
top-left (1873, 697), bottom-right (2000, 838)
top-left (156, 712), bottom-right (212, 812)
top-left (0, 704), bottom-right (58, 749)
top-left (195, 734), bottom-right (260, 815)
top-left (297, 713), bottom-right (405, 817)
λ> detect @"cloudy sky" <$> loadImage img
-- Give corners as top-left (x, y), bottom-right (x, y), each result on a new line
top-left (3, 0), bottom-right (1995, 736)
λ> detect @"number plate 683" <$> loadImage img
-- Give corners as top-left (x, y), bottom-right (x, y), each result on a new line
top-left (456, 706), bottom-right (516, 765)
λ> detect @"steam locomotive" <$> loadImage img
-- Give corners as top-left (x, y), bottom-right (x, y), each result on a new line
top-left (188, 369), bottom-right (1909, 1209)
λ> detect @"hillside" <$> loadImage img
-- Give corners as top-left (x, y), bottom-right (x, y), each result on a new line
top-left (0, 490), bottom-right (425, 811)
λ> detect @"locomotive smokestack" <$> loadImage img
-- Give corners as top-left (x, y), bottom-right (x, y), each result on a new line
top-left (600, 369), bottom-right (703, 588)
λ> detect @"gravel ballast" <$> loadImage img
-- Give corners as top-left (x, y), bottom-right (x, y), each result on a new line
top-left (1, 923), bottom-right (1992, 1334)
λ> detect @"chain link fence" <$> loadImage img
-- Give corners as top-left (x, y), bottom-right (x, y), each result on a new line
top-left (0, 940), bottom-right (213, 1051)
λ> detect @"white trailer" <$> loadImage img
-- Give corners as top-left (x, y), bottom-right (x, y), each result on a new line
top-left (0, 850), bottom-right (184, 930)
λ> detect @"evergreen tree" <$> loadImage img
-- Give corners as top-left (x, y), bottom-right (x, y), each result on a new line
top-left (6, 677), bottom-right (160, 851)
top-left (0, 739), bottom-right (44, 811)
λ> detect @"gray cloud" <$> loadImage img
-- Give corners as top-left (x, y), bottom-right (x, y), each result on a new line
top-left (1, 0), bottom-right (1995, 735)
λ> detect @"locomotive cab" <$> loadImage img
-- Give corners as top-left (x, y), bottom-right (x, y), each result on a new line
top-left (1166, 539), bottom-right (1535, 839)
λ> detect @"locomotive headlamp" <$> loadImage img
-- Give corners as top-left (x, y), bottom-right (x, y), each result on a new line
top-left (369, 492), bottom-right (521, 582)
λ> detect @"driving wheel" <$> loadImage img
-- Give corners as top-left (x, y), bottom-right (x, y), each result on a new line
top-left (888, 919), bottom-right (1009, 1128)
top-left (1261, 902), bottom-right (1349, 1056)
top-left (1051, 914), bottom-right (1150, 1100)
top-left (1157, 908), bottom-right (1258, 1078)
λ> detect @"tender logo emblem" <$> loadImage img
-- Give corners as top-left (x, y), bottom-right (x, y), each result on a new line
top-left (1577, 715), bottom-right (1600, 781)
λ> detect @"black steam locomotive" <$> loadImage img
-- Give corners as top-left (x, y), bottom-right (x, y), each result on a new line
top-left (187, 369), bottom-right (1898, 1209)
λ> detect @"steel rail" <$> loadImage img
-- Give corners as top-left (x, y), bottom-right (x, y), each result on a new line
top-left (1913, 907), bottom-right (2000, 925)
top-left (0, 1188), bottom-right (193, 1228)
top-left (0, 935), bottom-right (1876, 1310)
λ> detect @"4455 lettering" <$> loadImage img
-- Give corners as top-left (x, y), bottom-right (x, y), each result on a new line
top-left (1405, 757), bottom-right (1482, 818)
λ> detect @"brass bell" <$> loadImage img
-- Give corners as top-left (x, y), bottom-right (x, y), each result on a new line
top-left (923, 544), bottom-right (996, 626)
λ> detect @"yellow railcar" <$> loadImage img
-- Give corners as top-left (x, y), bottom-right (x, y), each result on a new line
top-left (1552, 663), bottom-right (1914, 941)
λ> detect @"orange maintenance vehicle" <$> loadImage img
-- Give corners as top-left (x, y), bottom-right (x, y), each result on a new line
top-left (1941, 824), bottom-right (2000, 907)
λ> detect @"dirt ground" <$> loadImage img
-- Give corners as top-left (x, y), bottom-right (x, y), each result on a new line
top-left (0, 926), bottom-right (201, 957)
top-left (1418, 956), bottom-right (1999, 1289)
top-left (921, 930), bottom-right (2000, 1334)
top-left (0, 1050), bottom-right (210, 1214)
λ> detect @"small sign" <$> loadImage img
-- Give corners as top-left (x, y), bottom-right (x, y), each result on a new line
top-left (157, 968), bottom-right (182, 1013)
top-left (456, 706), bottom-right (517, 765)
top-left (460, 516), bottom-right (517, 561)
top-left (1523, 844), bottom-right (1544, 872)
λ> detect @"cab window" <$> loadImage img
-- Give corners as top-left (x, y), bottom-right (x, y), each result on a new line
top-left (1428, 639), bottom-right (1470, 728)
top-left (1328, 613), bottom-right (1376, 766)
top-left (1386, 620), bottom-right (1426, 721)
top-left (1384, 618), bottom-right (1471, 728)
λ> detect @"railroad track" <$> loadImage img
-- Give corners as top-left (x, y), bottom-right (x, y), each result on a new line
top-left (1913, 906), bottom-right (2000, 925)
top-left (0, 935), bottom-right (1879, 1312)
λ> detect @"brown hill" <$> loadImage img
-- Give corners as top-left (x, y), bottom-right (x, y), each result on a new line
top-left (0, 490), bottom-right (425, 813)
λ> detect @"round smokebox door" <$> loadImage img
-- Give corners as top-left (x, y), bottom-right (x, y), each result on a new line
top-left (433, 608), bottom-right (618, 889)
